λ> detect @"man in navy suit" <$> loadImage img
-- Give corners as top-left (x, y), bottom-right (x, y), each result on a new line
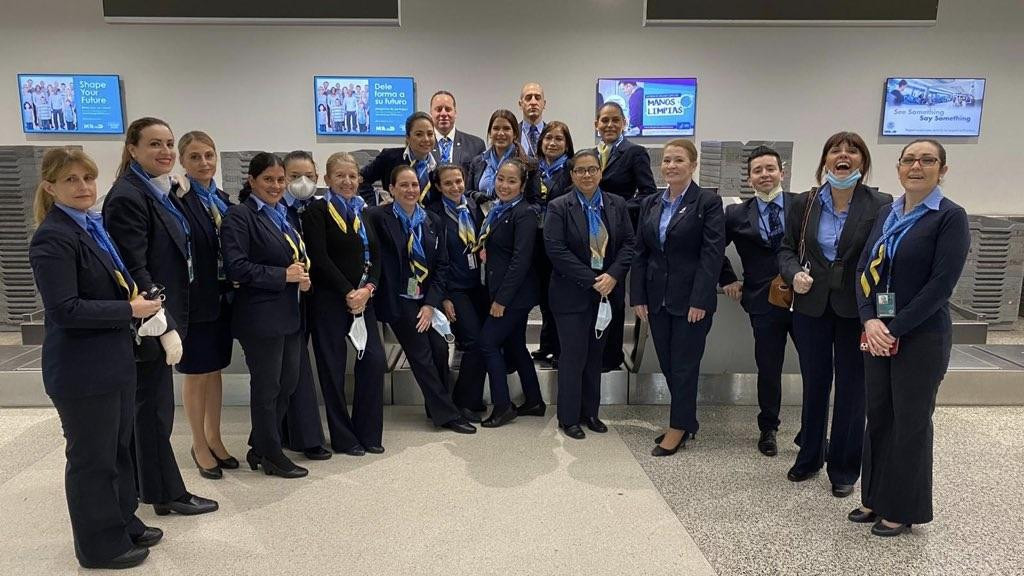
top-left (719, 146), bottom-right (796, 457)
top-left (518, 82), bottom-right (546, 160)
top-left (430, 90), bottom-right (485, 173)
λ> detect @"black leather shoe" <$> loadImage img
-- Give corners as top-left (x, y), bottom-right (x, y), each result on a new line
top-left (191, 447), bottom-right (223, 480)
top-left (131, 527), bottom-right (163, 547)
top-left (515, 401), bottom-right (546, 417)
top-left (364, 445), bottom-right (385, 454)
top-left (563, 424), bottom-right (586, 440)
top-left (654, 433), bottom-right (665, 444)
top-left (871, 520), bottom-right (912, 537)
top-left (153, 492), bottom-right (219, 516)
top-left (758, 430), bottom-right (778, 457)
top-left (848, 507), bottom-right (878, 523)
top-left (832, 483), bottom-right (855, 498)
top-left (652, 434), bottom-right (688, 457)
top-left (442, 418), bottom-right (477, 434)
top-left (459, 407), bottom-right (483, 423)
top-left (336, 445), bottom-right (364, 457)
top-left (261, 456), bottom-right (309, 479)
top-left (79, 546), bottom-right (149, 570)
top-left (246, 448), bottom-right (261, 471)
top-left (304, 446), bottom-right (334, 460)
top-left (213, 453), bottom-right (239, 469)
top-left (583, 417), bottom-right (608, 433)
top-left (481, 404), bottom-right (517, 428)
top-left (786, 467), bottom-right (818, 483)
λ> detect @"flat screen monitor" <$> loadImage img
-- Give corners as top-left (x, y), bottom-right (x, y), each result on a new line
top-left (17, 74), bottom-right (124, 134)
top-left (596, 77), bottom-right (697, 137)
top-left (881, 77), bottom-right (986, 137)
top-left (314, 76), bottom-right (415, 137)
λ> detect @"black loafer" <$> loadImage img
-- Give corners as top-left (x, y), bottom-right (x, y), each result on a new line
top-left (758, 430), bottom-right (778, 457)
top-left (515, 401), bottom-right (547, 417)
top-left (832, 483), bottom-right (855, 498)
top-left (131, 526), bottom-right (163, 547)
top-left (442, 418), bottom-right (477, 434)
top-left (481, 405), bottom-right (517, 428)
top-left (848, 507), bottom-right (878, 523)
top-left (583, 417), bottom-right (608, 433)
top-left (261, 455), bottom-right (309, 479)
top-left (79, 546), bottom-right (149, 570)
top-left (786, 467), bottom-right (818, 483)
top-left (337, 445), bottom-right (364, 457)
top-left (563, 424), bottom-right (586, 440)
top-left (153, 492), bottom-right (219, 516)
top-left (459, 407), bottom-right (483, 423)
top-left (304, 446), bottom-right (334, 460)
top-left (364, 445), bottom-right (385, 454)
top-left (871, 520), bottom-right (912, 537)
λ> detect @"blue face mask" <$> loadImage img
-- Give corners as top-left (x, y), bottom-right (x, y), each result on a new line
top-left (825, 169), bottom-right (862, 190)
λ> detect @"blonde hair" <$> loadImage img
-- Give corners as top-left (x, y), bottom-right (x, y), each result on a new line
top-left (325, 152), bottom-right (360, 177)
top-left (663, 139), bottom-right (698, 163)
top-left (177, 130), bottom-right (217, 156)
top-left (33, 147), bottom-right (99, 226)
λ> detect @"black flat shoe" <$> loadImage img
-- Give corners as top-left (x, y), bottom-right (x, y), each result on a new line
top-left (337, 445), bottom-right (365, 457)
top-left (871, 520), bottom-right (912, 537)
top-left (79, 546), bottom-right (149, 570)
top-left (261, 456), bottom-right (309, 479)
top-left (213, 454), bottom-right (239, 469)
top-left (191, 447), bottom-right (223, 480)
top-left (153, 492), bottom-right (218, 516)
top-left (459, 407), bottom-right (483, 423)
top-left (481, 404), bottom-right (517, 428)
top-left (364, 445), bottom-right (385, 454)
top-left (848, 508), bottom-right (878, 523)
top-left (131, 527), bottom-right (163, 547)
top-left (758, 430), bottom-right (778, 457)
top-left (583, 417), bottom-right (608, 433)
top-left (515, 401), bottom-right (547, 417)
top-left (832, 483), bottom-right (855, 498)
top-left (563, 424), bottom-right (586, 440)
top-left (786, 467), bottom-right (818, 483)
top-left (304, 446), bottom-right (334, 460)
top-left (442, 418), bottom-right (477, 434)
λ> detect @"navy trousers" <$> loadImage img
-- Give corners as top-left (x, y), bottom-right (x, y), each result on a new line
top-left (554, 299), bottom-right (606, 427)
top-left (749, 306), bottom-right (795, 432)
top-left (448, 285), bottom-right (489, 411)
top-left (281, 328), bottom-right (327, 452)
top-left (479, 306), bottom-right (542, 409)
top-left (239, 331), bottom-right (302, 461)
top-left (388, 298), bottom-right (461, 426)
top-left (648, 309), bottom-right (713, 434)
top-left (134, 357), bottom-right (186, 504)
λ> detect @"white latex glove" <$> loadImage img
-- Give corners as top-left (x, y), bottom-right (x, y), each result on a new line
top-left (159, 330), bottom-right (183, 365)
top-left (137, 308), bottom-right (168, 337)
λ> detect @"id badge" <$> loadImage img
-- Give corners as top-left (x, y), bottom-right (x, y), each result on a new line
top-left (187, 257), bottom-right (195, 282)
top-left (216, 255), bottom-right (226, 281)
top-left (876, 292), bottom-right (896, 318)
top-left (591, 256), bottom-right (604, 270)
top-left (406, 278), bottom-right (420, 297)
top-left (467, 252), bottom-right (477, 270)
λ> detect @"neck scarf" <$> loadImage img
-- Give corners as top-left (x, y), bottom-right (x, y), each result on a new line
top-left (85, 212), bottom-right (138, 299)
top-left (392, 202), bottom-right (429, 283)
top-left (478, 146), bottom-right (515, 197)
top-left (861, 188), bottom-right (941, 297)
top-left (576, 189), bottom-right (608, 270)
top-left (478, 195), bottom-right (521, 248)
top-left (442, 195), bottom-right (477, 251)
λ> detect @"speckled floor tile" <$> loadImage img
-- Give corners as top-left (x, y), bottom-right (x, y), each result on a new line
top-left (605, 404), bottom-right (1024, 576)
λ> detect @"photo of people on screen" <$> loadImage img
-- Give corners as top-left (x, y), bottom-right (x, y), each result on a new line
top-left (886, 78), bottom-right (983, 108)
top-left (317, 79), bottom-right (371, 134)
top-left (20, 76), bottom-right (77, 132)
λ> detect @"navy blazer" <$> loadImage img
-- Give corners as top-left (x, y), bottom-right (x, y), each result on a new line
top-left (544, 189), bottom-right (635, 314)
top-left (479, 199), bottom-right (539, 310)
top-left (719, 193), bottom-right (798, 316)
top-left (103, 171), bottom-right (191, 360)
top-left (302, 197), bottom-right (382, 296)
top-left (631, 182), bottom-right (726, 315)
top-left (220, 197), bottom-right (301, 339)
top-left (179, 187), bottom-right (232, 323)
top-left (358, 147), bottom-right (438, 206)
top-left (591, 138), bottom-right (657, 211)
top-left (466, 151), bottom-right (541, 206)
top-left (856, 198), bottom-right (970, 338)
top-left (426, 196), bottom-right (485, 293)
top-left (30, 208), bottom-right (136, 399)
top-left (431, 129), bottom-right (485, 173)
top-left (540, 166), bottom-right (573, 206)
top-left (366, 205), bottom-right (449, 324)
top-left (778, 184), bottom-right (893, 319)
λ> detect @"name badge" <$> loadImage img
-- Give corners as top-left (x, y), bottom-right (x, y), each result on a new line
top-left (406, 278), bottom-right (420, 297)
top-left (467, 252), bottom-right (477, 270)
top-left (591, 255), bottom-right (604, 270)
top-left (876, 292), bottom-right (896, 318)
top-left (187, 257), bottom-right (195, 282)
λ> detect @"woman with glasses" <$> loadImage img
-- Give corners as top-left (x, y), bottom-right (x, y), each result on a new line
top-left (545, 150), bottom-right (634, 440)
top-left (850, 140), bottom-right (969, 537)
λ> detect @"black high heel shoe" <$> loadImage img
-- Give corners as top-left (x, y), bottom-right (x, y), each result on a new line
top-left (213, 452), bottom-right (239, 470)
top-left (246, 448), bottom-right (262, 471)
top-left (848, 507), bottom-right (878, 523)
top-left (871, 520), bottom-right (912, 537)
top-left (651, 432), bottom-right (689, 457)
top-left (191, 447), bottom-right (223, 480)
top-left (260, 455), bottom-right (308, 479)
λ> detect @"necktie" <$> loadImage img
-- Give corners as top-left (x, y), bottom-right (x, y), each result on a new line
top-left (528, 125), bottom-right (539, 157)
top-left (439, 137), bottom-right (452, 163)
top-left (767, 202), bottom-right (783, 250)
top-left (86, 215), bottom-right (137, 299)
top-left (578, 191), bottom-right (608, 270)
top-left (599, 143), bottom-right (610, 169)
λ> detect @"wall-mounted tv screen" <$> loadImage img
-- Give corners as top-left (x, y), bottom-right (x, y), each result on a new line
top-left (18, 74), bottom-right (124, 134)
top-left (881, 77), bottom-right (986, 137)
top-left (596, 77), bottom-right (697, 137)
top-left (314, 76), bottom-right (414, 137)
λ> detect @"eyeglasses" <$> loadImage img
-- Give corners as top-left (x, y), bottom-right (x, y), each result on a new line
top-left (572, 166), bottom-right (601, 176)
top-left (899, 156), bottom-right (940, 167)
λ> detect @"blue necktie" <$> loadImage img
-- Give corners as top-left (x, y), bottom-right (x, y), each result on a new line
top-left (439, 137), bottom-right (452, 164)
top-left (767, 202), bottom-right (783, 250)
top-left (528, 125), bottom-right (539, 157)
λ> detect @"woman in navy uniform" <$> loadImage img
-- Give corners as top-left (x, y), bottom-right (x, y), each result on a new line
top-left (359, 112), bottom-right (438, 206)
top-left (368, 165), bottom-right (477, 434)
top-left (851, 140), bottom-right (970, 536)
top-left (632, 139), bottom-right (725, 456)
top-left (777, 131), bottom-right (891, 498)
top-left (303, 152), bottom-right (387, 454)
top-left (220, 152), bottom-right (312, 478)
top-left (467, 109), bottom-right (540, 206)
top-left (474, 159), bottom-right (545, 427)
top-left (103, 117), bottom-right (218, 516)
top-left (175, 131), bottom-right (237, 479)
top-left (30, 148), bottom-right (164, 570)
top-left (545, 150), bottom-right (634, 439)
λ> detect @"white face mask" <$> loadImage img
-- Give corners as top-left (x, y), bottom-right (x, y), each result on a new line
top-left (151, 174), bottom-right (172, 195)
top-left (347, 313), bottom-right (368, 359)
top-left (287, 176), bottom-right (317, 201)
top-left (431, 308), bottom-right (456, 343)
top-left (595, 296), bottom-right (612, 339)
top-left (137, 308), bottom-right (167, 337)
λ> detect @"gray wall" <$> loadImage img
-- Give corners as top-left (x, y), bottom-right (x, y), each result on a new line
top-left (1, 0), bottom-right (1021, 213)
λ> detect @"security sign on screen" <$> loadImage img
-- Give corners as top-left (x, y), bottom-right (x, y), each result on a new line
top-left (314, 76), bottom-right (415, 137)
top-left (18, 74), bottom-right (125, 134)
top-left (881, 78), bottom-right (986, 137)
top-left (596, 77), bottom-right (697, 137)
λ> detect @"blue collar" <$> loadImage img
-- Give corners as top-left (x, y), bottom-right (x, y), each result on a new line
top-left (817, 183), bottom-right (847, 215)
top-left (55, 203), bottom-right (89, 231)
top-left (893, 186), bottom-right (943, 214)
top-left (661, 186), bottom-right (687, 207)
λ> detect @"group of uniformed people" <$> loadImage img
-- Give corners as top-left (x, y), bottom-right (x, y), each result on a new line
top-left (29, 81), bottom-right (970, 569)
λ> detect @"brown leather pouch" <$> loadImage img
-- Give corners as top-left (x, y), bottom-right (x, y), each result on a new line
top-left (768, 274), bottom-right (793, 309)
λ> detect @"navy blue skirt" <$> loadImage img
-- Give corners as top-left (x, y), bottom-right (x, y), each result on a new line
top-left (177, 312), bottom-right (233, 375)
